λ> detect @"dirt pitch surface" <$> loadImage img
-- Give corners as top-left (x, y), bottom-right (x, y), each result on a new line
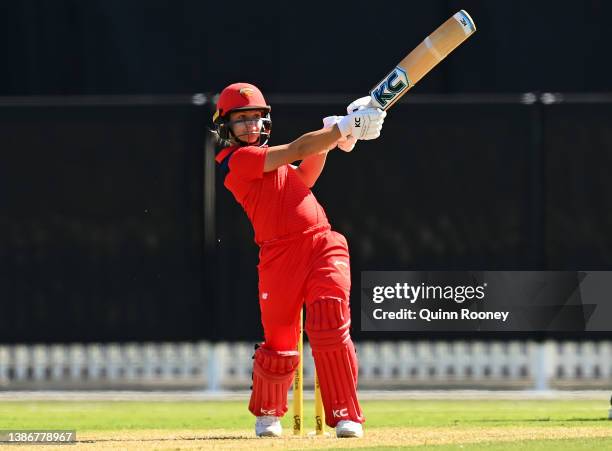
top-left (23, 426), bottom-right (612, 450)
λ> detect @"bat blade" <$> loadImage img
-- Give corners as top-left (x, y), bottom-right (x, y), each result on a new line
top-left (369, 10), bottom-right (476, 111)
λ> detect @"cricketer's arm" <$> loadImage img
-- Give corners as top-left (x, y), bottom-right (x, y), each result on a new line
top-left (263, 126), bottom-right (341, 173)
top-left (293, 151), bottom-right (330, 188)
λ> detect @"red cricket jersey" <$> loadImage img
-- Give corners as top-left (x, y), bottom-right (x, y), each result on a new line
top-left (216, 145), bottom-right (330, 245)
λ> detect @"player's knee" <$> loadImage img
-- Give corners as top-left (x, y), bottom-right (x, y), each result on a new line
top-left (253, 345), bottom-right (300, 378)
top-left (305, 297), bottom-right (351, 349)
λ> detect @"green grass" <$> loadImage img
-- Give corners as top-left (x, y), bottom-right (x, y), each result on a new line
top-left (348, 437), bottom-right (612, 451)
top-left (0, 400), bottom-right (607, 431)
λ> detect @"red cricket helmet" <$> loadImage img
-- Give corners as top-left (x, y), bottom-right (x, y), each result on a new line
top-left (213, 82), bottom-right (271, 123)
top-left (212, 82), bottom-right (272, 146)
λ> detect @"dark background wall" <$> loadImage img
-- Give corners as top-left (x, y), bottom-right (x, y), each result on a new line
top-left (0, 100), bottom-right (207, 342)
top-left (3, 95), bottom-right (611, 343)
top-left (1, 1), bottom-right (611, 343)
top-left (2, 0), bottom-right (611, 95)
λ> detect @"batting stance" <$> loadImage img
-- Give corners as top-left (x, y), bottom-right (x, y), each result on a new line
top-left (213, 83), bottom-right (384, 438)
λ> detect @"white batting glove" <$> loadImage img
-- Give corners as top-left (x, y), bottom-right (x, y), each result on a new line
top-left (322, 115), bottom-right (357, 152)
top-left (337, 135), bottom-right (357, 152)
top-left (347, 96), bottom-right (373, 113)
top-left (322, 115), bottom-right (342, 129)
top-left (340, 96), bottom-right (373, 150)
top-left (337, 108), bottom-right (386, 140)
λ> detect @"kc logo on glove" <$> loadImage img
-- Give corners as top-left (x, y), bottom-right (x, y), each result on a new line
top-left (354, 118), bottom-right (361, 127)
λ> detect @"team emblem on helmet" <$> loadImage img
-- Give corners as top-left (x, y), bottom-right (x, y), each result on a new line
top-left (239, 87), bottom-right (254, 98)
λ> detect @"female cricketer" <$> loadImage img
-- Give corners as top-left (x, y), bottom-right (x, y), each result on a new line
top-left (212, 82), bottom-right (385, 438)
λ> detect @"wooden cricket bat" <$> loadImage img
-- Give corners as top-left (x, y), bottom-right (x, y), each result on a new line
top-left (366, 10), bottom-right (476, 111)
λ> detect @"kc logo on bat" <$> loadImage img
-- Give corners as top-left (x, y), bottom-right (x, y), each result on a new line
top-left (370, 66), bottom-right (411, 109)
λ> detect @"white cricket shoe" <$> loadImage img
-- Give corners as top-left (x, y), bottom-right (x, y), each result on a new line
top-left (255, 415), bottom-right (282, 437)
top-left (335, 420), bottom-right (363, 438)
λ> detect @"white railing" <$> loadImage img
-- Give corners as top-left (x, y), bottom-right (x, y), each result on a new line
top-left (0, 341), bottom-right (610, 390)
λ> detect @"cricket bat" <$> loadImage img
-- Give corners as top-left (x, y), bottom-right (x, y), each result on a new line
top-left (365, 10), bottom-right (476, 111)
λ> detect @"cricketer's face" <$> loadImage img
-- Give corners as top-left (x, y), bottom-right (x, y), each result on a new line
top-left (229, 110), bottom-right (263, 144)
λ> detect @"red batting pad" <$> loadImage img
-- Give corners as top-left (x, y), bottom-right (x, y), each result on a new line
top-left (248, 346), bottom-right (300, 417)
top-left (306, 298), bottom-right (364, 427)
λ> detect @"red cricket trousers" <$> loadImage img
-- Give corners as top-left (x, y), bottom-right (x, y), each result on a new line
top-left (257, 224), bottom-right (351, 350)
top-left (252, 224), bottom-right (364, 426)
